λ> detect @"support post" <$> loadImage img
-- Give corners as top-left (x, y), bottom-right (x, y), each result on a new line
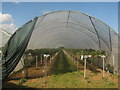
top-left (112, 55), bottom-right (115, 67)
top-left (84, 58), bottom-right (87, 79)
top-left (45, 57), bottom-right (47, 77)
top-left (50, 58), bottom-right (51, 63)
top-left (41, 55), bottom-right (42, 64)
top-left (36, 56), bottom-right (38, 68)
top-left (102, 57), bottom-right (105, 78)
top-left (77, 59), bottom-right (79, 71)
top-left (112, 55), bottom-right (115, 74)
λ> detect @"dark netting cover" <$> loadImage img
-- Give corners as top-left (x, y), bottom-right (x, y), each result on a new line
top-left (1, 11), bottom-right (118, 79)
top-left (2, 17), bottom-right (38, 79)
top-left (0, 29), bottom-right (11, 79)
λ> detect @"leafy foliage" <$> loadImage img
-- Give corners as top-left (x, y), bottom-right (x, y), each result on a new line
top-left (66, 48), bottom-right (106, 56)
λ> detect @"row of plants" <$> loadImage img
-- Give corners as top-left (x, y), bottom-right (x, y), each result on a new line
top-left (23, 48), bottom-right (59, 67)
top-left (65, 48), bottom-right (114, 73)
top-left (69, 54), bottom-right (100, 73)
top-left (25, 48), bottom-right (59, 56)
top-left (65, 48), bottom-right (106, 57)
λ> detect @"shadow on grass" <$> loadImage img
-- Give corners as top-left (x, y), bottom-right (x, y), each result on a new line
top-left (6, 75), bottom-right (45, 81)
top-left (2, 81), bottom-right (37, 89)
top-left (2, 75), bottom-right (45, 89)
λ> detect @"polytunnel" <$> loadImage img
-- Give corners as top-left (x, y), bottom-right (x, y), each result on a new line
top-left (1, 10), bottom-right (118, 79)
top-left (0, 29), bottom-right (11, 48)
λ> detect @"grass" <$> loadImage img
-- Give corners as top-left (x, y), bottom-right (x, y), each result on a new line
top-left (50, 50), bottom-right (77, 74)
top-left (20, 70), bottom-right (118, 88)
top-left (4, 50), bottom-right (119, 88)
top-left (19, 77), bottom-right (27, 85)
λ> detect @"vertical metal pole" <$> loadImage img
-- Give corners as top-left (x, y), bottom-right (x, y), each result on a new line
top-left (50, 56), bottom-right (51, 63)
top-left (103, 57), bottom-right (105, 78)
top-left (36, 56), bottom-right (38, 68)
top-left (43, 56), bottom-right (47, 84)
top-left (112, 55), bottom-right (115, 74)
top-left (45, 56), bottom-right (47, 77)
top-left (41, 55), bottom-right (42, 64)
top-left (84, 58), bottom-right (86, 78)
top-left (77, 59), bottom-right (79, 71)
top-left (113, 55), bottom-right (115, 67)
top-left (91, 58), bottom-right (92, 65)
top-left (46, 57), bottom-right (48, 76)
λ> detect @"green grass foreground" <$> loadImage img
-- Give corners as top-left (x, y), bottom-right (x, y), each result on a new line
top-left (4, 49), bottom-right (118, 88)
top-left (22, 70), bottom-right (118, 88)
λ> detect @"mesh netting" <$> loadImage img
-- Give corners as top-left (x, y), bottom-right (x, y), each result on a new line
top-left (1, 11), bottom-right (118, 79)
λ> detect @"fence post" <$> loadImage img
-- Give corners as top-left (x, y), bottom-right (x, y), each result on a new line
top-left (41, 55), bottom-right (42, 64)
top-left (77, 58), bottom-right (79, 71)
top-left (84, 57), bottom-right (87, 79)
top-left (112, 55), bottom-right (116, 74)
top-left (45, 56), bottom-right (47, 77)
top-left (101, 55), bottom-right (106, 78)
top-left (103, 57), bottom-right (105, 78)
top-left (36, 56), bottom-right (38, 69)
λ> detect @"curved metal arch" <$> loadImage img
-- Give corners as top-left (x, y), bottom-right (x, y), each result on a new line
top-left (35, 10), bottom-right (117, 42)
top-left (31, 30), bottom-right (93, 49)
top-left (39, 30), bottom-right (97, 49)
top-left (48, 39), bottom-right (84, 49)
top-left (89, 16), bottom-right (101, 49)
top-left (42, 36), bottom-right (91, 50)
top-left (33, 11), bottom-right (114, 51)
top-left (34, 28), bottom-right (98, 49)
top-left (42, 10), bottom-right (116, 32)
top-left (67, 21), bottom-right (111, 51)
top-left (35, 19), bottom-right (110, 51)
top-left (51, 40), bottom-right (87, 49)
top-left (67, 25), bottom-right (99, 47)
top-left (0, 28), bottom-right (11, 36)
top-left (34, 24), bottom-right (100, 49)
